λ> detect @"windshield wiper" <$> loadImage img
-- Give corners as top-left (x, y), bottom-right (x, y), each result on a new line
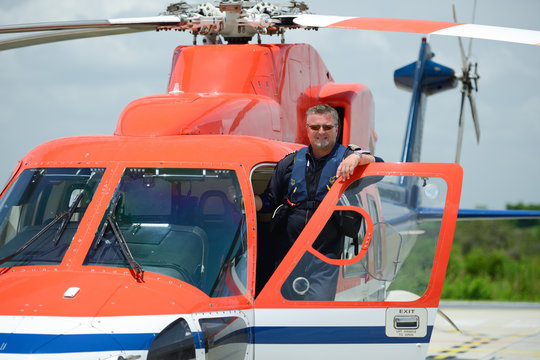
top-left (0, 185), bottom-right (90, 267)
top-left (0, 190), bottom-right (87, 267)
top-left (94, 193), bottom-right (144, 281)
top-left (108, 212), bottom-right (144, 280)
top-left (94, 191), bottom-right (121, 250)
top-left (0, 214), bottom-right (65, 267)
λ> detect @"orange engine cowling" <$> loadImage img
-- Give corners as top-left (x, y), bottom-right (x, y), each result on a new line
top-left (115, 43), bottom-right (376, 151)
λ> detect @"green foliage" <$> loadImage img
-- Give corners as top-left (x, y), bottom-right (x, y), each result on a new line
top-left (506, 203), bottom-right (540, 227)
top-left (441, 203), bottom-right (540, 301)
top-left (388, 228), bottom-right (438, 296)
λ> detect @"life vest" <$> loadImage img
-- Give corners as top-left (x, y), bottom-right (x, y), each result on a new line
top-left (287, 144), bottom-right (347, 207)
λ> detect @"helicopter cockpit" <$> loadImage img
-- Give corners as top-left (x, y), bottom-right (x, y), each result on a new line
top-left (0, 166), bottom-right (248, 298)
top-left (0, 160), bottom-right (454, 306)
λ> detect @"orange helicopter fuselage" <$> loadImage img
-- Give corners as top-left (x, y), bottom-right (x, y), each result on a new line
top-left (0, 43), bottom-right (461, 360)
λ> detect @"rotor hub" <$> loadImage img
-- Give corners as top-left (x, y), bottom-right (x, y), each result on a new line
top-left (163, 1), bottom-right (308, 43)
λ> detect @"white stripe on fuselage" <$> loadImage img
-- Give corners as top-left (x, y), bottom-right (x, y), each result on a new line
top-left (255, 307), bottom-right (437, 326)
top-left (0, 307), bottom-right (438, 334)
top-left (0, 314), bottom-right (181, 334)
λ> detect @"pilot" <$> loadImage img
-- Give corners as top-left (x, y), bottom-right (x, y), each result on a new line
top-left (255, 104), bottom-right (383, 301)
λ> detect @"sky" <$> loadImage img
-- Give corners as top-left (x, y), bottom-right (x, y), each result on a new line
top-left (0, 0), bottom-right (538, 209)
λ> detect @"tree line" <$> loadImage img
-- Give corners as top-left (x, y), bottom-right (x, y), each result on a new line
top-left (441, 203), bottom-right (540, 301)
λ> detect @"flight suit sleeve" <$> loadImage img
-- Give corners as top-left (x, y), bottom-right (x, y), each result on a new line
top-left (346, 145), bottom-right (384, 162)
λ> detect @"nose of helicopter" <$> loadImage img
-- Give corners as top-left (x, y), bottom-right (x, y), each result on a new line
top-left (0, 269), bottom-right (207, 357)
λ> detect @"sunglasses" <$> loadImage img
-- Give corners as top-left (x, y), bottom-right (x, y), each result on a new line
top-left (308, 124), bottom-right (335, 131)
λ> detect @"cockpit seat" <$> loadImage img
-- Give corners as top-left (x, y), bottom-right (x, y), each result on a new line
top-left (199, 190), bottom-right (234, 225)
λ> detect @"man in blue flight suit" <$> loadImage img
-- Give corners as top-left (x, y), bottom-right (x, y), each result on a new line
top-left (255, 104), bottom-right (383, 301)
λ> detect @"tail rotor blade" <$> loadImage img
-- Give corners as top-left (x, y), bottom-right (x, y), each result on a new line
top-left (473, 63), bottom-right (480, 92)
top-left (468, 92), bottom-right (481, 143)
top-left (455, 91), bottom-right (467, 164)
top-left (453, 2), bottom-right (480, 162)
top-left (452, 4), bottom-right (467, 69)
top-left (468, 0), bottom-right (478, 58)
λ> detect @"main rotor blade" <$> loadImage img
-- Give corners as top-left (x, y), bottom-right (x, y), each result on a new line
top-left (0, 27), bottom-right (147, 51)
top-left (468, 92), bottom-right (481, 143)
top-left (455, 91), bottom-right (467, 164)
top-left (0, 16), bottom-right (182, 51)
top-left (293, 15), bottom-right (540, 46)
top-left (0, 16), bottom-right (182, 34)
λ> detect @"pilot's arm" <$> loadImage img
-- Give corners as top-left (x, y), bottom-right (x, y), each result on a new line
top-left (254, 153), bottom-right (294, 212)
top-left (255, 194), bottom-right (263, 211)
top-left (337, 147), bottom-right (382, 181)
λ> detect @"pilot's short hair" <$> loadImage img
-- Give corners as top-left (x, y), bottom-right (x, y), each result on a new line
top-left (306, 104), bottom-right (339, 126)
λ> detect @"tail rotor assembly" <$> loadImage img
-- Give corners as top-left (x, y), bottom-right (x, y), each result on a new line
top-left (453, 1), bottom-right (481, 164)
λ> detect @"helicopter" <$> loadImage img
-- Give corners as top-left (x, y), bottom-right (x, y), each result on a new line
top-left (1, 0), bottom-right (538, 209)
top-left (0, 1), bottom-right (539, 359)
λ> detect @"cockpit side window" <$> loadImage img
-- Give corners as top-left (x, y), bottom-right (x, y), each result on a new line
top-left (84, 168), bottom-right (248, 298)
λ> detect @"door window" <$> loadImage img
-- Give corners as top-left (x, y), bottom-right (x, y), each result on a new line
top-left (280, 174), bottom-right (449, 302)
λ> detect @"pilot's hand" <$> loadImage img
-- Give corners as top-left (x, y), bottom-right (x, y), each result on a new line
top-left (336, 153), bottom-right (361, 181)
top-left (337, 153), bottom-right (375, 181)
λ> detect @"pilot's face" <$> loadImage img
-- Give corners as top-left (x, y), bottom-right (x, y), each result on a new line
top-left (306, 113), bottom-right (338, 155)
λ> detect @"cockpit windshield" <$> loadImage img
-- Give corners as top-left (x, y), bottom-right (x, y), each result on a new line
top-left (84, 168), bottom-right (248, 297)
top-left (0, 168), bottom-right (105, 267)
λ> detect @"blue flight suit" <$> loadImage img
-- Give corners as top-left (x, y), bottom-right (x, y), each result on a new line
top-left (260, 143), bottom-right (382, 300)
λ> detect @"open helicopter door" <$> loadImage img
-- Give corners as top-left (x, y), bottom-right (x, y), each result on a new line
top-left (255, 162), bottom-right (462, 360)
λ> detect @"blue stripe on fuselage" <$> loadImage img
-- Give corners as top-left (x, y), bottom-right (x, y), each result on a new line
top-left (0, 332), bottom-right (155, 354)
top-left (254, 326), bottom-right (433, 344)
top-left (0, 326), bottom-right (432, 354)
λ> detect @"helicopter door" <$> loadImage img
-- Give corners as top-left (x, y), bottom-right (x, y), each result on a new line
top-left (254, 162), bottom-right (462, 360)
